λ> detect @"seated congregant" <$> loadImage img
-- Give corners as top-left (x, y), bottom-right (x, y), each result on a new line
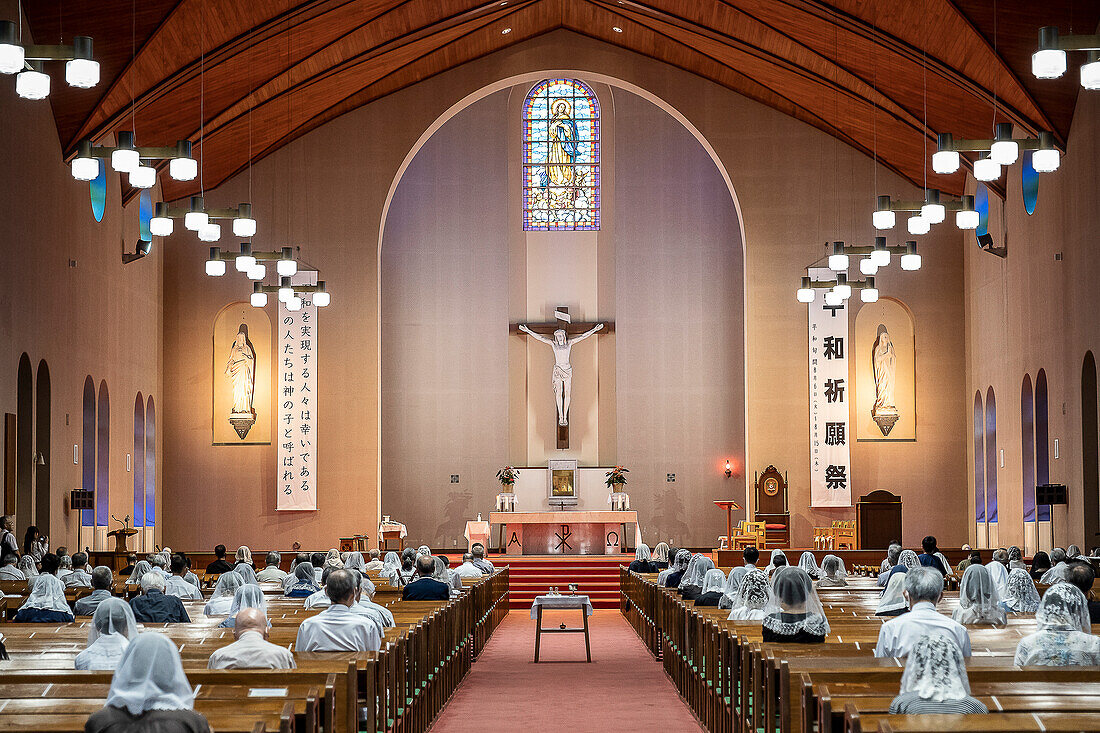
top-left (454, 553), bottom-right (483, 579)
top-left (883, 549), bottom-right (920, 586)
top-left (118, 553), bottom-right (137, 577)
top-left (283, 552), bottom-right (311, 589)
top-left (204, 572), bottom-right (244, 615)
top-left (916, 536), bottom-right (947, 575)
top-left (628, 544), bottom-right (657, 573)
top-left (951, 564), bottom-right (1007, 625)
top-left (17, 554), bottom-right (38, 579)
top-left (817, 555), bottom-right (848, 587)
top-left (295, 569), bottom-right (382, 652)
top-left (304, 567), bottom-right (337, 609)
top-left (876, 573), bottom-right (909, 617)
top-left (470, 543), bottom-right (495, 574)
top-left (84, 633), bottom-right (212, 733)
top-left (310, 552), bottom-right (327, 583)
top-left (75, 566), bottom-right (116, 616)
top-left (233, 562), bottom-right (259, 585)
top-left (165, 555), bottom-right (202, 600)
top-left (402, 555), bottom-right (450, 601)
top-left (718, 567), bottom-right (748, 610)
top-left (985, 553), bottom-right (1010, 599)
top-left (658, 549), bottom-right (691, 587)
top-left (764, 549), bottom-right (788, 576)
top-left (342, 551), bottom-right (367, 575)
top-left (743, 545), bottom-right (760, 570)
top-left (1004, 567), bottom-right (1041, 613)
top-left (57, 554), bottom-right (74, 580)
top-left (64, 552), bottom-right (93, 587)
top-left (349, 571), bottom-right (395, 629)
top-left (285, 563), bottom-right (322, 598)
top-left (955, 550), bottom-right (982, 576)
top-left (76, 598), bottom-right (138, 671)
top-left (208, 608), bottom-right (295, 670)
top-left (875, 567), bottom-right (969, 658)
top-left (205, 544), bottom-right (234, 574)
top-left (678, 554), bottom-right (716, 601)
top-left (256, 551), bottom-right (288, 582)
top-left (878, 542), bottom-right (901, 586)
top-left (39, 551), bottom-right (61, 576)
top-left (797, 551), bottom-right (821, 579)
top-left (126, 560), bottom-right (152, 587)
top-left (1040, 548), bottom-right (1069, 584)
top-left (1007, 545), bottom-right (1027, 572)
top-left (888, 634), bottom-right (989, 714)
top-left (726, 569), bottom-right (770, 621)
top-left (1030, 550), bottom-right (1053, 581)
top-left (652, 542), bottom-right (670, 570)
top-left (364, 549), bottom-right (385, 572)
top-left (14, 573), bottom-right (75, 622)
top-left (435, 555), bottom-right (463, 594)
top-left (693, 569), bottom-right (728, 607)
top-left (761, 567), bottom-right (829, 643)
top-left (148, 554), bottom-right (171, 579)
top-left (234, 545), bottom-right (254, 569)
top-left (0, 552), bottom-right (25, 580)
top-left (1015, 583), bottom-right (1100, 666)
top-left (219, 584), bottom-right (267, 628)
top-left (1063, 561), bottom-right (1100, 623)
top-left (130, 573), bottom-right (191, 623)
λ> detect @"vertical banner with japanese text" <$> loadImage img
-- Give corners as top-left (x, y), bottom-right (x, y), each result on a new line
top-left (807, 267), bottom-right (851, 507)
top-left (277, 271), bottom-right (318, 511)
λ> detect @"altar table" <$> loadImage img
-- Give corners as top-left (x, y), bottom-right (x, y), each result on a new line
top-left (489, 511), bottom-right (641, 555)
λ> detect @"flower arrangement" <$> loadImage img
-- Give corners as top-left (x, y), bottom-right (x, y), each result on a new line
top-left (496, 466), bottom-right (519, 490)
top-left (605, 465), bottom-right (629, 490)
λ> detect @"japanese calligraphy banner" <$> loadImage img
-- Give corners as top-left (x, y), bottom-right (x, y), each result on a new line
top-left (277, 271), bottom-right (318, 511)
top-left (807, 267), bottom-right (851, 507)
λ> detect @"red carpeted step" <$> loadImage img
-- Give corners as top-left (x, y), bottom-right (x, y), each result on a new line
top-left (487, 555), bottom-right (630, 609)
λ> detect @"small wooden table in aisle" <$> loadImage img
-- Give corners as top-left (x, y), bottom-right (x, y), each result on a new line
top-left (530, 594), bottom-right (594, 662)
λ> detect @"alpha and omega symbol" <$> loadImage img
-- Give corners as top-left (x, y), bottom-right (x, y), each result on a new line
top-left (554, 524), bottom-right (573, 551)
top-left (507, 531), bottom-right (521, 548)
top-left (605, 530), bottom-right (619, 547)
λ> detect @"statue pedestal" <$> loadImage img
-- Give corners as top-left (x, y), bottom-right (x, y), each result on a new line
top-left (229, 412), bottom-right (256, 439)
top-left (872, 408), bottom-right (900, 436)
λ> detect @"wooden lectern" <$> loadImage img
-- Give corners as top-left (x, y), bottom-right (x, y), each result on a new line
top-left (713, 500), bottom-right (742, 548)
top-left (108, 527), bottom-right (138, 554)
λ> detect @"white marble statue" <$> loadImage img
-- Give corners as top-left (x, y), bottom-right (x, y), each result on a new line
top-left (225, 324), bottom-right (256, 416)
top-left (872, 328), bottom-right (896, 414)
top-left (519, 323), bottom-right (604, 426)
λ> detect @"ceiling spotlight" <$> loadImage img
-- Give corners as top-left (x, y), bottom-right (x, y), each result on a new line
top-left (612, 26), bottom-right (623, 33)
top-left (501, 27), bottom-right (512, 34)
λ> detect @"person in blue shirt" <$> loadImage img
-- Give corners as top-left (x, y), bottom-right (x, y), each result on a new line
top-left (129, 573), bottom-right (191, 623)
top-left (402, 555), bottom-right (450, 601)
top-left (917, 536), bottom-right (948, 575)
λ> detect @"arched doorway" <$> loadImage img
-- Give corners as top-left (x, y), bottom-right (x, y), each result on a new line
top-left (1083, 353), bottom-right (1099, 545)
top-left (15, 354), bottom-right (32, 538)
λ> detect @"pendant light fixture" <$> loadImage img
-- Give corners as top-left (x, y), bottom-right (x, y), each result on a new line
top-left (149, 198), bottom-right (255, 240)
top-left (251, 277), bottom-right (331, 308)
top-left (1033, 27), bottom-right (1100, 89)
top-left (828, 238), bottom-right (922, 273)
top-left (796, 274), bottom-right (877, 305)
top-left (872, 192), bottom-right (977, 232)
top-left (0, 20), bottom-right (99, 98)
top-left (934, 128), bottom-right (1060, 179)
top-left (72, 136), bottom-right (198, 184)
top-left (206, 244), bottom-right (296, 279)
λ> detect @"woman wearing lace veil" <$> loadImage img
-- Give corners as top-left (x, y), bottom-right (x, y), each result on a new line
top-left (764, 549), bottom-right (788, 575)
top-left (1007, 546), bottom-right (1027, 572)
top-left (234, 545), bottom-right (253, 569)
top-left (761, 566), bottom-right (830, 643)
top-left (14, 573), bottom-right (74, 622)
top-left (727, 569), bottom-right (771, 621)
top-left (952, 564), bottom-right (1006, 625)
top-left (889, 634), bottom-right (988, 714)
top-left (985, 558), bottom-right (1010, 600)
top-left (126, 560), bottom-right (152, 587)
top-left (651, 542), bottom-right (671, 570)
top-left (679, 555), bottom-right (716, 601)
top-left (658, 549), bottom-right (691, 587)
top-left (876, 572), bottom-right (908, 616)
top-left (233, 563), bottom-right (258, 586)
top-left (628, 544), bottom-right (656, 573)
top-left (17, 554), bottom-right (37, 580)
top-left (218, 584), bottom-right (268, 629)
top-left (1003, 567), bottom-right (1041, 613)
top-left (797, 551), bottom-right (821, 579)
top-left (1015, 583), bottom-right (1100, 666)
top-left (203, 572), bottom-right (244, 615)
top-left (324, 548), bottom-right (344, 570)
top-left (817, 555), bottom-right (848, 588)
top-left (693, 569), bottom-right (729, 607)
top-left (883, 549), bottom-right (920, 586)
top-left (343, 551), bottom-right (367, 574)
top-left (719, 566), bottom-right (749, 609)
top-left (285, 563), bottom-right (322, 599)
top-left (85, 633), bottom-right (211, 733)
top-left (76, 598), bottom-right (138, 670)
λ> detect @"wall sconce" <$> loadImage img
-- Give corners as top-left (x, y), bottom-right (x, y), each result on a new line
top-left (122, 238), bottom-right (151, 264)
top-left (724, 460), bottom-right (732, 479)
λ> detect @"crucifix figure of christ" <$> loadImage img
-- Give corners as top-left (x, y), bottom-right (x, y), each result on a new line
top-left (514, 306), bottom-right (613, 449)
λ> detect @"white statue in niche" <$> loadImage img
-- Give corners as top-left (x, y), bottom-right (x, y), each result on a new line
top-left (871, 325), bottom-right (899, 436)
top-left (518, 323), bottom-right (604, 426)
top-left (225, 324), bottom-right (257, 439)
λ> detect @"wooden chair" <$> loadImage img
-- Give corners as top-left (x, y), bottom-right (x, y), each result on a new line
top-left (834, 520), bottom-right (856, 550)
top-left (732, 521), bottom-right (765, 550)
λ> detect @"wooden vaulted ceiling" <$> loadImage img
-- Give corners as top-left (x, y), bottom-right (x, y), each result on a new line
top-left (26, 0), bottom-right (1099, 202)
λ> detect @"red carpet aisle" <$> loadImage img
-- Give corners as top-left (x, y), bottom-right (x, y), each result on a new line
top-left (430, 609), bottom-right (704, 732)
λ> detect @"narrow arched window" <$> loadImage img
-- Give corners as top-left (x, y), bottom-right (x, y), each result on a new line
top-left (1035, 369), bottom-right (1050, 522)
top-left (522, 79), bottom-right (600, 230)
top-left (985, 387), bottom-right (998, 524)
top-left (133, 393), bottom-right (145, 528)
top-left (973, 391), bottom-right (985, 524)
top-left (145, 397), bottom-right (156, 529)
top-left (1022, 375), bottom-right (1035, 523)
top-left (81, 377), bottom-right (95, 527)
top-left (96, 381), bottom-right (110, 528)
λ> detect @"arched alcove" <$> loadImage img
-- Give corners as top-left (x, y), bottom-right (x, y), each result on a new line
top-left (34, 361), bottom-right (50, 530)
top-left (985, 387), bottom-right (998, 525)
top-left (1021, 374), bottom-right (1035, 524)
top-left (974, 391), bottom-right (985, 525)
top-left (81, 377), bottom-right (95, 528)
top-left (133, 393), bottom-right (145, 528)
top-left (96, 381), bottom-right (110, 529)
top-left (1035, 369), bottom-right (1050, 522)
top-left (1083, 352), bottom-right (1099, 543)
top-left (15, 354), bottom-right (32, 536)
top-left (145, 396), bottom-right (156, 534)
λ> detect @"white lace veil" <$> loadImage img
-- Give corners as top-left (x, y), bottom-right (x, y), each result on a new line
top-left (127, 560), bottom-right (152, 585)
top-left (985, 560), bottom-right (1009, 599)
top-left (105, 633), bottom-right (195, 715)
top-left (821, 555), bottom-right (846, 578)
top-left (877, 571), bottom-right (908, 614)
top-left (680, 555), bottom-right (715, 590)
top-left (324, 549), bottom-right (344, 568)
top-left (719, 567), bottom-right (750, 609)
top-left (634, 544), bottom-right (652, 562)
top-left (953, 564), bottom-right (1002, 620)
top-left (344, 552), bottom-right (367, 572)
top-left (729, 569), bottom-right (771, 614)
top-left (20, 573), bottom-right (72, 614)
top-left (934, 552), bottom-right (952, 574)
top-left (235, 546), bottom-right (252, 565)
top-left (701, 568), bottom-right (727, 595)
top-left (233, 564), bottom-right (258, 586)
top-left (798, 552), bottom-right (821, 578)
top-left (212, 571), bottom-right (245, 599)
top-left (88, 597), bottom-right (139, 643)
top-left (658, 549), bottom-right (691, 586)
top-left (897, 549), bottom-right (920, 570)
top-left (228, 584), bottom-right (267, 617)
top-left (899, 633), bottom-right (970, 701)
top-left (762, 567), bottom-right (830, 636)
top-left (1004, 567), bottom-right (1040, 612)
top-left (765, 549), bottom-right (788, 573)
top-left (1067, 544), bottom-right (1082, 559)
top-left (652, 543), bottom-right (670, 564)
top-left (1036, 582), bottom-right (1091, 632)
top-left (17, 555), bottom-right (37, 578)
top-left (416, 545), bottom-right (432, 557)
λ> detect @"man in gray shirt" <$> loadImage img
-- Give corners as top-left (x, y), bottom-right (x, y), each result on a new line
top-left (74, 566), bottom-right (115, 616)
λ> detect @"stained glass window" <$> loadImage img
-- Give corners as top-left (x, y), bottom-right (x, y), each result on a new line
top-left (523, 79), bottom-right (600, 230)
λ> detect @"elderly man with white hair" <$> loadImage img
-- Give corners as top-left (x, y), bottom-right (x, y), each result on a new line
top-left (148, 553), bottom-right (171, 580)
top-left (208, 608), bottom-right (296, 670)
top-left (129, 572), bottom-right (191, 623)
top-left (349, 571), bottom-right (395, 629)
top-left (470, 543), bottom-right (495, 574)
top-left (364, 549), bottom-right (385, 572)
top-left (256, 551), bottom-right (288, 582)
top-left (296, 569), bottom-right (382, 652)
top-left (0, 552), bottom-right (25, 580)
top-left (64, 551), bottom-right (93, 588)
top-left (454, 553), bottom-right (483, 579)
top-left (875, 567), bottom-right (970, 658)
